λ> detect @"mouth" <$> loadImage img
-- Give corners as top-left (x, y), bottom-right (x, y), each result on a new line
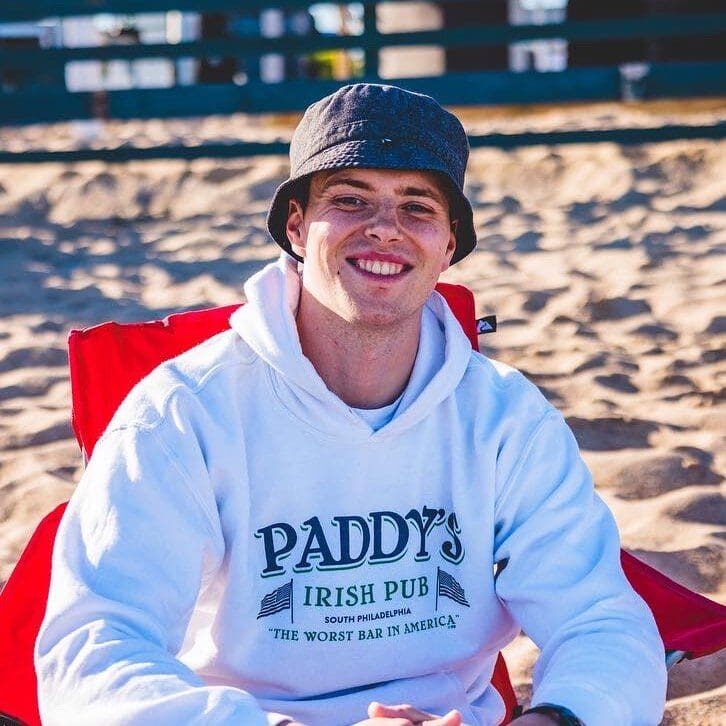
top-left (346, 256), bottom-right (413, 281)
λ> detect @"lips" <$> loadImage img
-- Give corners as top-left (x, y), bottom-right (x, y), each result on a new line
top-left (346, 256), bottom-right (412, 279)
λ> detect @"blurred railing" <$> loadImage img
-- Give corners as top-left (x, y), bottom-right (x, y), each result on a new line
top-left (0, 1), bottom-right (724, 162)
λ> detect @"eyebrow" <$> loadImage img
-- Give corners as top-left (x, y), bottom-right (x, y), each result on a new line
top-left (322, 176), bottom-right (445, 204)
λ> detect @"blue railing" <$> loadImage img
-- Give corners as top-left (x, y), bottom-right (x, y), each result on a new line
top-left (0, 2), bottom-right (724, 162)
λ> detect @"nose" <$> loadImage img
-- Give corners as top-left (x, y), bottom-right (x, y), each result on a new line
top-left (364, 202), bottom-right (402, 245)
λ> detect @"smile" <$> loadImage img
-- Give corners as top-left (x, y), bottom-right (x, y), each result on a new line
top-left (347, 258), bottom-right (412, 279)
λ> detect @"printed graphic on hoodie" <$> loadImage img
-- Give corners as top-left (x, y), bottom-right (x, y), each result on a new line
top-left (254, 505), bottom-right (468, 643)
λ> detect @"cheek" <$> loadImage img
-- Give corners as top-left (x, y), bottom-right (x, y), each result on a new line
top-left (402, 216), bottom-right (449, 242)
top-left (305, 223), bottom-right (332, 265)
top-left (412, 229), bottom-right (454, 266)
top-left (306, 220), bottom-right (331, 252)
top-left (309, 219), bottom-right (358, 268)
top-left (304, 222), bottom-right (345, 282)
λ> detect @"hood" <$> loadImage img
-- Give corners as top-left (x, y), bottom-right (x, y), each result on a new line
top-left (229, 253), bottom-right (473, 439)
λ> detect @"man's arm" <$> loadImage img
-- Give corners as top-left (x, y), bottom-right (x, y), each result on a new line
top-left (493, 409), bottom-right (667, 726)
top-left (35, 423), bottom-right (289, 725)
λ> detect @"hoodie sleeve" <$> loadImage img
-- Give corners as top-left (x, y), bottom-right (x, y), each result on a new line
top-left (492, 408), bottom-right (667, 726)
top-left (35, 423), bottom-right (290, 726)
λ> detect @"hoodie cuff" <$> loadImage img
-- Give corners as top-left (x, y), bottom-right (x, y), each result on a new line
top-left (523, 703), bottom-right (583, 725)
top-left (531, 684), bottom-right (624, 726)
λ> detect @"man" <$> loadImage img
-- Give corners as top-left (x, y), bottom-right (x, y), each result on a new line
top-left (35, 84), bottom-right (667, 725)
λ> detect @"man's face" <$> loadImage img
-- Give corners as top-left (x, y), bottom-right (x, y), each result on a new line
top-left (285, 168), bottom-right (457, 329)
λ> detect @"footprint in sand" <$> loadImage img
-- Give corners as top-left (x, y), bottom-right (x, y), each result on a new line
top-left (521, 286), bottom-right (568, 313)
top-left (202, 167), bottom-right (251, 185)
top-left (594, 373), bottom-right (639, 393)
top-left (522, 291), bottom-right (550, 312)
top-left (49, 465), bottom-right (82, 483)
top-left (630, 322), bottom-right (679, 341)
top-left (668, 492), bottom-right (726, 527)
top-left (609, 449), bottom-right (722, 500)
top-left (566, 416), bottom-right (658, 451)
top-left (663, 388), bottom-right (725, 406)
top-left (572, 352), bottom-right (609, 374)
top-left (573, 353), bottom-right (639, 375)
top-left (0, 377), bottom-right (65, 403)
top-left (668, 357), bottom-right (699, 372)
top-left (585, 296), bottom-right (651, 322)
top-left (511, 231), bottom-right (542, 254)
top-left (4, 420), bottom-right (73, 451)
top-left (0, 346), bottom-right (67, 373)
top-left (659, 374), bottom-right (696, 389)
top-left (29, 320), bottom-right (66, 334)
top-left (701, 348), bottom-right (726, 365)
top-left (593, 237), bottom-right (632, 251)
top-left (703, 315), bottom-right (726, 335)
top-left (551, 315), bottom-right (597, 339)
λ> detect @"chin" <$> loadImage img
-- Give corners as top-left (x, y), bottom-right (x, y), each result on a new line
top-left (345, 303), bottom-right (415, 330)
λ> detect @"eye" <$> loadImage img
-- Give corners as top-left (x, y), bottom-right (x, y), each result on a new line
top-left (404, 202), bottom-right (433, 213)
top-left (335, 196), bottom-right (365, 208)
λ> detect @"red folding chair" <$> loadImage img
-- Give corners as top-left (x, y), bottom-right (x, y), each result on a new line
top-left (0, 283), bottom-right (724, 726)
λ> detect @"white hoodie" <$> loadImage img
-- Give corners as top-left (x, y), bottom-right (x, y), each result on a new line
top-left (36, 254), bottom-right (667, 726)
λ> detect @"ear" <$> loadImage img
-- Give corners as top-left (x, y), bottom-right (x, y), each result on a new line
top-left (440, 219), bottom-right (458, 272)
top-left (286, 198), bottom-right (306, 258)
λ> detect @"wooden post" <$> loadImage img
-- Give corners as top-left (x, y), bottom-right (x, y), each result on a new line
top-left (364, 3), bottom-right (379, 78)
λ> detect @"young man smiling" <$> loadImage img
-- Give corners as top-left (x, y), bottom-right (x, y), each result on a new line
top-left (286, 168), bottom-right (457, 410)
top-left (36, 84), bottom-right (667, 726)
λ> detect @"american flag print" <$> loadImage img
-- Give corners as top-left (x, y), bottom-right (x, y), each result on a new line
top-left (437, 567), bottom-right (470, 608)
top-left (257, 579), bottom-right (293, 621)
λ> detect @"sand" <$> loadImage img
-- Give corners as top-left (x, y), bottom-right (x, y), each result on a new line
top-left (1, 99), bottom-right (724, 723)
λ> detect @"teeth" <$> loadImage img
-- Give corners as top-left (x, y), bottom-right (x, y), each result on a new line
top-left (355, 259), bottom-right (404, 276)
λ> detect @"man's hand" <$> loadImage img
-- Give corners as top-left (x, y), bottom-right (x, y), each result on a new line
top-left (281, 701), bottom-right (463, 726)
top-left (351, 701), bottom-right (462, 725)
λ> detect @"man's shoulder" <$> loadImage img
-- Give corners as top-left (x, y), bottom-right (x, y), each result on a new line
top-left (460, 349), bottom-right (552, 418)
top-left (464, 349), bottom-right (535, 394)
top-left (108, 328), bottom-right (256, 433)
top-left (157, 327), bottom-right (256, 389)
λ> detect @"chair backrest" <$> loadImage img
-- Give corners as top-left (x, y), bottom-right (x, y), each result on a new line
top-left (0, 282), bottom-right (723, 726)
top-left (68, 283), bottom-right (479, 459)
top-left (68, 303), bottom-right (240, 460)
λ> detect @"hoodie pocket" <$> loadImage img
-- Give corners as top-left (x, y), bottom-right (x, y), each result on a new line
top-left (257, 669), bottom-right (481, 726)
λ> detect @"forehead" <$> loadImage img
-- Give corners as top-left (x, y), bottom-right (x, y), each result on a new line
top-left (312, 168), bottom-right (448, 201)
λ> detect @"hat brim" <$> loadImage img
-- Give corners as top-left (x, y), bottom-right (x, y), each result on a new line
top-left (266, 139), bottom-right (476, 265)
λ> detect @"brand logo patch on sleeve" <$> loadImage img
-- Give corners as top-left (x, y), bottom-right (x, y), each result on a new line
top-left (476, 315), bottom-right (497, 334)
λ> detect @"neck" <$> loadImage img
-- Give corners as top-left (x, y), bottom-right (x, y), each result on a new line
top-left (295, 290), bottom-right (421, 409)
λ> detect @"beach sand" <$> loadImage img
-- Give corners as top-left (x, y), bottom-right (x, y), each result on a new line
top-left (1, 100), bottom-right (724, 722)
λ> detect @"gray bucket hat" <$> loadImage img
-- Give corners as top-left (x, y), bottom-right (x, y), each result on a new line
top-left (266, 83), bottom-right (477, 265)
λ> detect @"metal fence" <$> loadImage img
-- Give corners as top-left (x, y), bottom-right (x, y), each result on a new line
top-left (1, 1), bottom-right (724, 163)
